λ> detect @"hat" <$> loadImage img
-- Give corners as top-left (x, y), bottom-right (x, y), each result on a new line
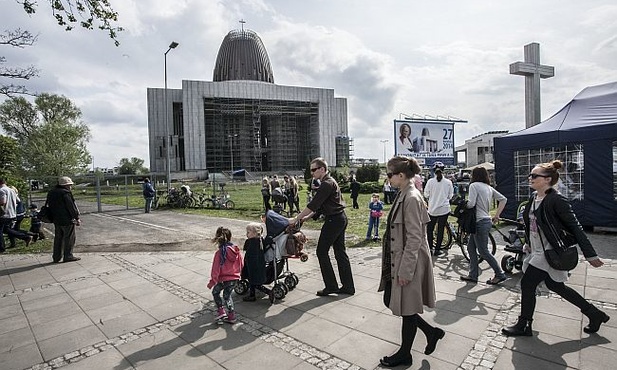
top-left (58, 176), bottom-right (74, 186)
top-left (29, 203), bottom-right (38, 209)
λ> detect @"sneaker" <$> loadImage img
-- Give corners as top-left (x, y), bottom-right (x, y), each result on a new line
top-left (225, 311), bottom-right (237, 324)
top-left (215, 307), bottom-right (227, 320)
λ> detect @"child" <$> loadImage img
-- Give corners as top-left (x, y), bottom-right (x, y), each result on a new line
top-left (242, 222), bottom-right (274, 302)
top-left (366, 193), bottom-right (384, 241)
top-left (207, 227), bottom-right (243, 324)
top-left (28, 204), bottom-right (45, 242)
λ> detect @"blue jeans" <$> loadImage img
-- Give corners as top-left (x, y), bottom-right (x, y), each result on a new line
top-left (212, 280), bottom-right (236, 312)
top-left (144, 197), bottom-right (153, 213)
top-left (366, 216), bottom-right (380, 238)
top-left (466, 218), bottom-right (505, 280)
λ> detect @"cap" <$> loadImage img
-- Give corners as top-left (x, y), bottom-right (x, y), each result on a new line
top-left (58, 176), bottom-right (74, 186)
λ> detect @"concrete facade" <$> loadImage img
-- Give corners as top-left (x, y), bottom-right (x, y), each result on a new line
top-left (455, 131), bottom-right (509, 167)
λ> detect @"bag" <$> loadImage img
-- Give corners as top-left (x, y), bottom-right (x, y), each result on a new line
top-left (544, 246), bottom-right (579, 271)
top-left (39, 205), bottom-right (53, 223)
top-left (370, 210), bottom-right (383, 218)
top-left (453, 199), bottom-right (476, 234)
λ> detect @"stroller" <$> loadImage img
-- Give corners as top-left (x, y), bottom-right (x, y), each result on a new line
top-left (234, 210), bottom-right (308, 302)
top-left (494, 218), bottom-right (527, 274)
top-left (271, 187), bottom-right (288, 216)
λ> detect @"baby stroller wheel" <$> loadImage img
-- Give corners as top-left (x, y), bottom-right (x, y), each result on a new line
top-left (272, 283), bottom-right (286, 300)
top-left (234, 280), bottom-right (249, 295)
top-left (291, 273), bottom-right (299, 285)
top-left (501, 255), bottom-right (515, 274)
top-left (284, 275), bottom-right (297, 290)
top-left (300, 253), bottom-right (309, 262)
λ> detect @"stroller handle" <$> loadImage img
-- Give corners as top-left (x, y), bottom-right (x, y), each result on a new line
top-left (498, 218), bottom-right (524, 226)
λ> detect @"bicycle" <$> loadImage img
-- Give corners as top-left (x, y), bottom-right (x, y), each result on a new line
top-left (431, 218), bottom-right (497, 263)
top-left (203, 193), bottom-right (235, 209)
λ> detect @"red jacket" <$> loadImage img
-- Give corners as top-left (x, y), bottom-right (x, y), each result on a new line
top-left (208, 243), bottom-right (243, 288)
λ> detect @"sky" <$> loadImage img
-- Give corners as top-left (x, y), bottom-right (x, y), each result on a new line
top-left (2, 0), bottom-right (617, 168)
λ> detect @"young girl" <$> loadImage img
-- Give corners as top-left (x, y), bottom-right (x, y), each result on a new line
top-left (207, 227), bottom-right (243, 324)
top-left (367, 193), bottom-right (384, 241)
top-left (242, 222), bottom-right (274, 302)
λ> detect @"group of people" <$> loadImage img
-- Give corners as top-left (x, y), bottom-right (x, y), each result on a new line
top-left (260, 174), bottom-right (301, 214)
top-left (207, 155), bottom-right (609, 367)
top-left (0, 176), bottom-right (81, 263)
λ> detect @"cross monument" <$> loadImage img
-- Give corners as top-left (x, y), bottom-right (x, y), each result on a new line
top-left (509, 42), bottom-right (555, 128)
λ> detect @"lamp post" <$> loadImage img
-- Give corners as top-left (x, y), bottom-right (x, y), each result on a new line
top-left (164, 41), bottom-right (179, 192)
top-left (228, 134), bottom-right (238, 179)
top-left (380, 139), bottom-right (389, 164)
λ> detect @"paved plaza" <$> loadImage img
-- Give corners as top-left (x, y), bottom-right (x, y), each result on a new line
top-left (1, 210), bottom-right (615, 369)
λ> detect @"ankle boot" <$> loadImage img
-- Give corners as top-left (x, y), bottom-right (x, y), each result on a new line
top-left (582, 305), bottom-right (610, 333)
top-left (502, 316), bottom-right (533, 337)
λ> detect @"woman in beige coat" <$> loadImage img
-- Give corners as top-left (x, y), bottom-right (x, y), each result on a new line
top-left (378, 156), bottom-right (445, 367)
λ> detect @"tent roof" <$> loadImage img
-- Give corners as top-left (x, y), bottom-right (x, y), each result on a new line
top-left (499, 81), bottom-right (617, 145)
top-left (464, 162), bottom-right (494, 171)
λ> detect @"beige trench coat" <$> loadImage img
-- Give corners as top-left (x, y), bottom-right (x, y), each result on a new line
top-left (380, 183), bottom-right (436, 316)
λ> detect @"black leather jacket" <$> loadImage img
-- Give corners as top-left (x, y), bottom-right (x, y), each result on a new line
top-left (522, 188), bottom-right (597, 259)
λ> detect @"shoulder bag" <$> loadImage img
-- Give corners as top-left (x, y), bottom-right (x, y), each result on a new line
top-left (535, 200), bottom-right (578, 271)
top-left (39, 199), bottom-right (53, 223)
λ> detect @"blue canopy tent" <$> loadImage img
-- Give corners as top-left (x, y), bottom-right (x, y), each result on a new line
top-left (494, 81), bottom-right (617, 227)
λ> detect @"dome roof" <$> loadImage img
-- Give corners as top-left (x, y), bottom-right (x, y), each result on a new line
top-left (213, 29), bottom-right (274, 83)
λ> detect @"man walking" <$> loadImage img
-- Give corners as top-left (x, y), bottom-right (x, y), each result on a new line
top-left (291, 158), bottom-right (355, 296)
top-left (47, 176), bottom-right (81, 263)
top-left (0, 179), bottom-right (32, 252)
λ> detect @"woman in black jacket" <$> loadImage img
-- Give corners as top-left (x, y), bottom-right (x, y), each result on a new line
top-left (502, 160), bottom-right (609, 336)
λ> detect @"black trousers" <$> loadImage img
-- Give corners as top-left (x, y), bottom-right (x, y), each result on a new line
top-left (316, 213), bottom-right (355, 291)
top-left (427, 213), bottom-right (449, 250)
top-left (520, 264), bottom-right (591, 319)
top-left (53, 224), bottom-right (76, 262)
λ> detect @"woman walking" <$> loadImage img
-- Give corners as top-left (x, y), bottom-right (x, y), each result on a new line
top-left (378, 156), bottom-right (445, 367)
top-left (502, 160), bottom-right (609, 336)
top-left (423, 162), bottom-right (453, 256)
top-left (460, 167), bottom-right (508, 285)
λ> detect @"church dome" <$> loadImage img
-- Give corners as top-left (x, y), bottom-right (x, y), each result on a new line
top-left (213, 29), bottom-right (274, 83)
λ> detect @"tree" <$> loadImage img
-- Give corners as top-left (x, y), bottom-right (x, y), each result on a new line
top-left (18, 0), bottom-right (122, 46)
top-left (0, 135), bottom-right (20, 179)
top-left (118, 157), bottom-right (148, 175)
top-left (0, 93), bottom-right (91, 177)
top-left (1, 1), bottom-right (122, 97)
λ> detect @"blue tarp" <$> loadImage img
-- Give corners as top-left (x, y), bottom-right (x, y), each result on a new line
top-left (494, 81), bottom-right (617, 227)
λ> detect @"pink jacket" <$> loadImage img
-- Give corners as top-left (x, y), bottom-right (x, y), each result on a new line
top-left (208, 243), bottom-right (243, 288)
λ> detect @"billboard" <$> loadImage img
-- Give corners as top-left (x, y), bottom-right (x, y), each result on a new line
top-left (393, 119), bottom-right (457, 167)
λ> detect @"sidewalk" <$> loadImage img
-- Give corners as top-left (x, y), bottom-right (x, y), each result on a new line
top-left (1, 210), bottom-right (615, 369)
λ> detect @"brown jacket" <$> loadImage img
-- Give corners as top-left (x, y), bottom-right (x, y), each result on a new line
top-left (379, 183), bottom-right (436, 316)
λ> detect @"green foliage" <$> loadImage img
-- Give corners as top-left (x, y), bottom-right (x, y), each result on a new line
top-left (18, 0), bottom-right (123, 46)
top-left (356, 164), bottom-right (381, 182)
top-left (340, 181), bottom-right (382, 194)
top-left (118, 157), bottom-right (148, 175)
top-left (0, 93), bottom-right (92, 177)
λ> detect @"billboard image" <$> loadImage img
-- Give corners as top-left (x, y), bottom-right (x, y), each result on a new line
top-left (393, 119), bottom-right (457, 167)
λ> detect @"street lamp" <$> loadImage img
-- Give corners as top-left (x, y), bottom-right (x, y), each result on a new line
top-left (164, 41), bottom-right (179, 192)
top-left (380, 139), bottom-right (389, 164)
top-left (228, 134), bottom-right (238, 179)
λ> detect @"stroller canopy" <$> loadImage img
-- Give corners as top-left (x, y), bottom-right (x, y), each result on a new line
top-left (265, 210), bottom-right (289, 237)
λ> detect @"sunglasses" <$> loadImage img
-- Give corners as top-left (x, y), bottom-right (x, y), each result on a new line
top-left (310, 167), bottom-right (321, 173)
top-left (386, 172), bottom-right (400, 178)
top-left (528, 173), bottom-right (550, 179)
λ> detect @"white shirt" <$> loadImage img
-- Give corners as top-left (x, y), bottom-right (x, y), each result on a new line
top-left (0, 184), bottom-right (17, 219)
top-left (424, 177), bottom-right (453, 216)
top-left (467, 182), bottom-right (506, 220)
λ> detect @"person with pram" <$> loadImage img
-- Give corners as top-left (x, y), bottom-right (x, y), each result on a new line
top-left (290, 157), bottom-right (355, 296)
top-left (241, 222), bottom-right (274, 302)
top-left (207, 227), bottom-right (243, 324)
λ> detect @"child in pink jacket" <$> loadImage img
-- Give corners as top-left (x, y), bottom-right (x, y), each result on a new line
top-left (207, 227), bottom-right (243, 324)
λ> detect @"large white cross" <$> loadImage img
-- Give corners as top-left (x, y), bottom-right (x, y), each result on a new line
top-left (510, 43), bottom-right (555, 128)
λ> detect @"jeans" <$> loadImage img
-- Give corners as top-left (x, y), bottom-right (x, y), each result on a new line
top-left (367, 216), bottom-right (380, 238)
top-left (466, 218), bottom-right (504, 280)
top-left (520, 264), bottom-right (591, 319)
top-left (1, 217), bottom-right (30, 250)
top-left (427, 213), bottom-right (448, 250)
top-left (316, 213), bottom-right (355, 291)
top-left (144, 197), bottom-right (153, 213)
top-left (212, 280), bottom-right (236, 312)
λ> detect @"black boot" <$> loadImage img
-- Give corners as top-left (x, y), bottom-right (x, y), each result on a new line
top-left (502, 316), bottom-right (533, 337)
top-left (582, 305), bottom-right (610, 333)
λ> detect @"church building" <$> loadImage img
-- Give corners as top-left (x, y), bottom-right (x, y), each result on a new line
top-left (147, 28), bottom-right (350, 178)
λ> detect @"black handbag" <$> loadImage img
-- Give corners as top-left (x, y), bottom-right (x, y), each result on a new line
top-left (537, 222), bottom-right (578, 271)
top-left (453, 199), bottom-right (476, 234)
top-left (39, 200), bottom-right (53, 223)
